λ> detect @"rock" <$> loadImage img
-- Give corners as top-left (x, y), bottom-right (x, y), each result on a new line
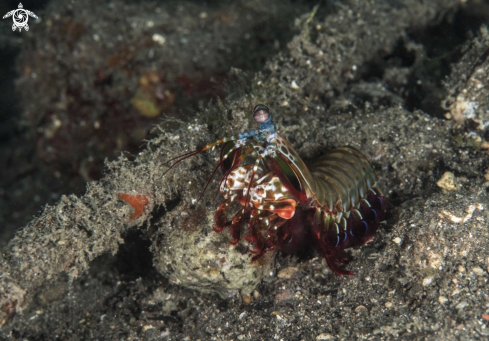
top-left (437, 172), bottom-right (458, 192)
top-left (153, 211), bottom-right (274, 298)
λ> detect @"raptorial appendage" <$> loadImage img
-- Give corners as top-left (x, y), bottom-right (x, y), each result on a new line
top-left (163, 104), bottom-right (388, 275)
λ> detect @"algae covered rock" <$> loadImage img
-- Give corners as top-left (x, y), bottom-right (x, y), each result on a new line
top-left (444, 26), bottom-right (489, 126)
top-left (152, 209), bottom-right (274, 298)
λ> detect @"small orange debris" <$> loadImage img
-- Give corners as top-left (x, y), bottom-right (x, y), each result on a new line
top-left (118, 193), bottom-right (149, 220)
top-left (482, 313), bottom-right (489, 321)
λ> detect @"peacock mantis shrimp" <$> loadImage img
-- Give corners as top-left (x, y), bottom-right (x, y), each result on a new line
top-left (164, 105), bottom-right (387, 275)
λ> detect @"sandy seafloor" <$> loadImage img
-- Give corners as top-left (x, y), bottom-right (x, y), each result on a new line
top-left (1, 0), bottom-right (489, 340)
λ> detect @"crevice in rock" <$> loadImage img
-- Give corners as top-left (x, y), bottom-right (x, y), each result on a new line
top-left (115, 229), bottom-right (156, 281)
top-left (354, 4), bottom-right (489, 118)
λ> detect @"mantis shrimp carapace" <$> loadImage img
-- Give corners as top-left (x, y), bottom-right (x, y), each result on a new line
top-left (164, 105), bottom-right (388, 275)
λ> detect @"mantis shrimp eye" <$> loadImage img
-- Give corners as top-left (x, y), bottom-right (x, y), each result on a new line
top-left (253, 104), bottom-right (270, 123)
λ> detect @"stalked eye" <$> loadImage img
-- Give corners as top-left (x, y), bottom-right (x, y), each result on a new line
top-left (220, 141), bottom-right (241, 173)
top-left (253, 104), bottom-right (270, 123)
